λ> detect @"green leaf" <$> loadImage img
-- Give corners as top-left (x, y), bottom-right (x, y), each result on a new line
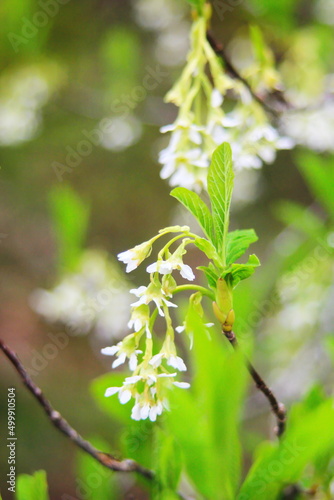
top-left (228, 254), bottom-right (260, 287)
top-left (179, 307), bottom-right (247, 499)
top-left (154, 428), bottom-right (183, 493)
top-left (171, 187), bottom-right (214, 241)
top-left (226, 229), bottom-right (258, 266)
top-left (193, 236), bottom-right (220, 264)
top-left (238, 400), bottom-right (334, 500)
top-left (250, 26), bottom-right (267, 64)
top-left (16, 470), bottom-right (49, 500)
top-left (197, 263), bottom-right (220, 288)
top-left (49, 186), bottom-right (90, 272)
top-left (207, 143), bottom-right (234, 257)
top-left (297, 153), bottom-right (334, 219)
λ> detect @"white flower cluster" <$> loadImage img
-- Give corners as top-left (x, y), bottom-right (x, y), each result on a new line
top-left (281, 100), bottom-right (334, 153)
top-left (158, 16), bottom-right (294, 192)
top-left (30, 250), bottom-right (132, 340)
top-left (102, 228), bottom-right (196, 421)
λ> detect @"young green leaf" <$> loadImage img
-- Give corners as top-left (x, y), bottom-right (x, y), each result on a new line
top-left (297, 153), bottom-right (334, 219)
top-left (193, 236), bottom-right (220, 264)
top-left (197, 263), bottom-right (220, 288)
top-left (170, 187), bottom-right (214, 241)
top-left (185, 0), bottom-right (205, 14)
top-left (207, 143), bottom-right (234, 259)
top-left (16, 470), bottom-right (49, 500)
top-left (226, 229), bottom-right (258, 266)
top-left (228, 254), bottom-right (260, 287)
top-left (49, 186), bottom-right (89, 272)
top-left (250, 25), bottom-right (270, 66)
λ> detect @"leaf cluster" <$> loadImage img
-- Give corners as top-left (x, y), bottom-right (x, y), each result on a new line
top-left (171, 143), bottom-right (260, 291)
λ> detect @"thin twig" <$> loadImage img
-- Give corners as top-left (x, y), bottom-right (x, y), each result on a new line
top-left (223, 329), bottom-right (287, 437)
top-left (206, 31), bottom-right (292, 117)
top-left (0, 338), bottom-right (154, 480)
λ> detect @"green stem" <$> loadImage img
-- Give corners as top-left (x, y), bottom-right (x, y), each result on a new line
top-left (158, 233), bottom-right (196, 259)
top-left (174, 285), bottom-right (214, 300)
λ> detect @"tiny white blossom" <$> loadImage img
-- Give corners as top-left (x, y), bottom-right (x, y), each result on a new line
top-left (149, 347), bottom-right (187, 372)
top-left (101, 341), bottom-right (142, 370)
top-left (211, 88), bottom-right (223, 108)
top-left (105, 386), bottom-right (132, 404)
top-left (130, 283), bottom-right (177, 316)
top-left (147, 260), bottom-right (195, 281)
top-left (117, 240), bottom-right (152, 273)
top-left (167, 355), bottom-right (187, 371)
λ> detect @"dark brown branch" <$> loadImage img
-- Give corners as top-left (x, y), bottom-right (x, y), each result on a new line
top-left (223, 329), bottom-right (287, 437)
top-left (206, 31), bottom-right (292, 118)
top-left (0, 338), bottom-right (154, 480)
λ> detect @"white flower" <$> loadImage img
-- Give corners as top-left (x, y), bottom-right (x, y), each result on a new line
top-left (117, 240), bottom-right (152, 273)
top-left (104, 366), bottom-right (191, 421)
top-left (101, 341), bottom-right (142, 370)
top-left (147, 242), bottom-right (195, 281)
top-left (105, 386), bottom-right (132, 404)
top-left (167, 355), bottom-right (187, 371)
top-left (149, 342), bottom-right (187, 371)
top-left (211, 88), bottom-right (223, 108)
top-left (130, 283), bottom-right (177, 316)
top-left (127, 305), bottom-right (153, 339)
top-left (147, 259), bottom-right (195, 281)
top-left (160, 121), bottom-right (204, 145)
top-left (131, 399), bottom-right (164, 422)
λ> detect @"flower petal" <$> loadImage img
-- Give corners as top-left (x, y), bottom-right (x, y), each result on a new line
top-left (105, 386), bottom-right (120, 397)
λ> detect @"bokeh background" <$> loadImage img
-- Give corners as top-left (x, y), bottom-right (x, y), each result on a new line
top-left (0, 0), bottom-right (334, 498)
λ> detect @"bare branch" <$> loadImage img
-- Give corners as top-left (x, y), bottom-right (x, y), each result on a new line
top-left (0, 338), bottom-right (154, 480)
top-left (223, 329), bottom-right (287, 437)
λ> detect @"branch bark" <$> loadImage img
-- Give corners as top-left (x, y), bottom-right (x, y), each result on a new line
top-left (0, 338), bottom-right (154, 480)
top-left (223, 329), bottom-right (287, 437)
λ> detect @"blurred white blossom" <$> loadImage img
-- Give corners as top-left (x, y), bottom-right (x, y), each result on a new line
top-left (281, 100), bottom-right (334, 152)
top-left (99, 115), bottom-right (142, 151)
top-left (30, 250), bottom-right (132, 340)
top-left (0, 63), bottom-right (64, 146)
top-left (315, 0), bottom-right (334, 25)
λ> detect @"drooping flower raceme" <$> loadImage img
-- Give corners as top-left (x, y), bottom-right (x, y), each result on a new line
top-left (158, 11), bottom-right (294, 191)
top-left (102, 226), bottom-right (199, 421)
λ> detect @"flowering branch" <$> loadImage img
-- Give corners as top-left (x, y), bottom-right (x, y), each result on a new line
top-left (0, 338), bottom-right (154, 480)
top-left (222, 329), bottom-right (286, 437)
top-left (206, 30), bottom-right (292, 117)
